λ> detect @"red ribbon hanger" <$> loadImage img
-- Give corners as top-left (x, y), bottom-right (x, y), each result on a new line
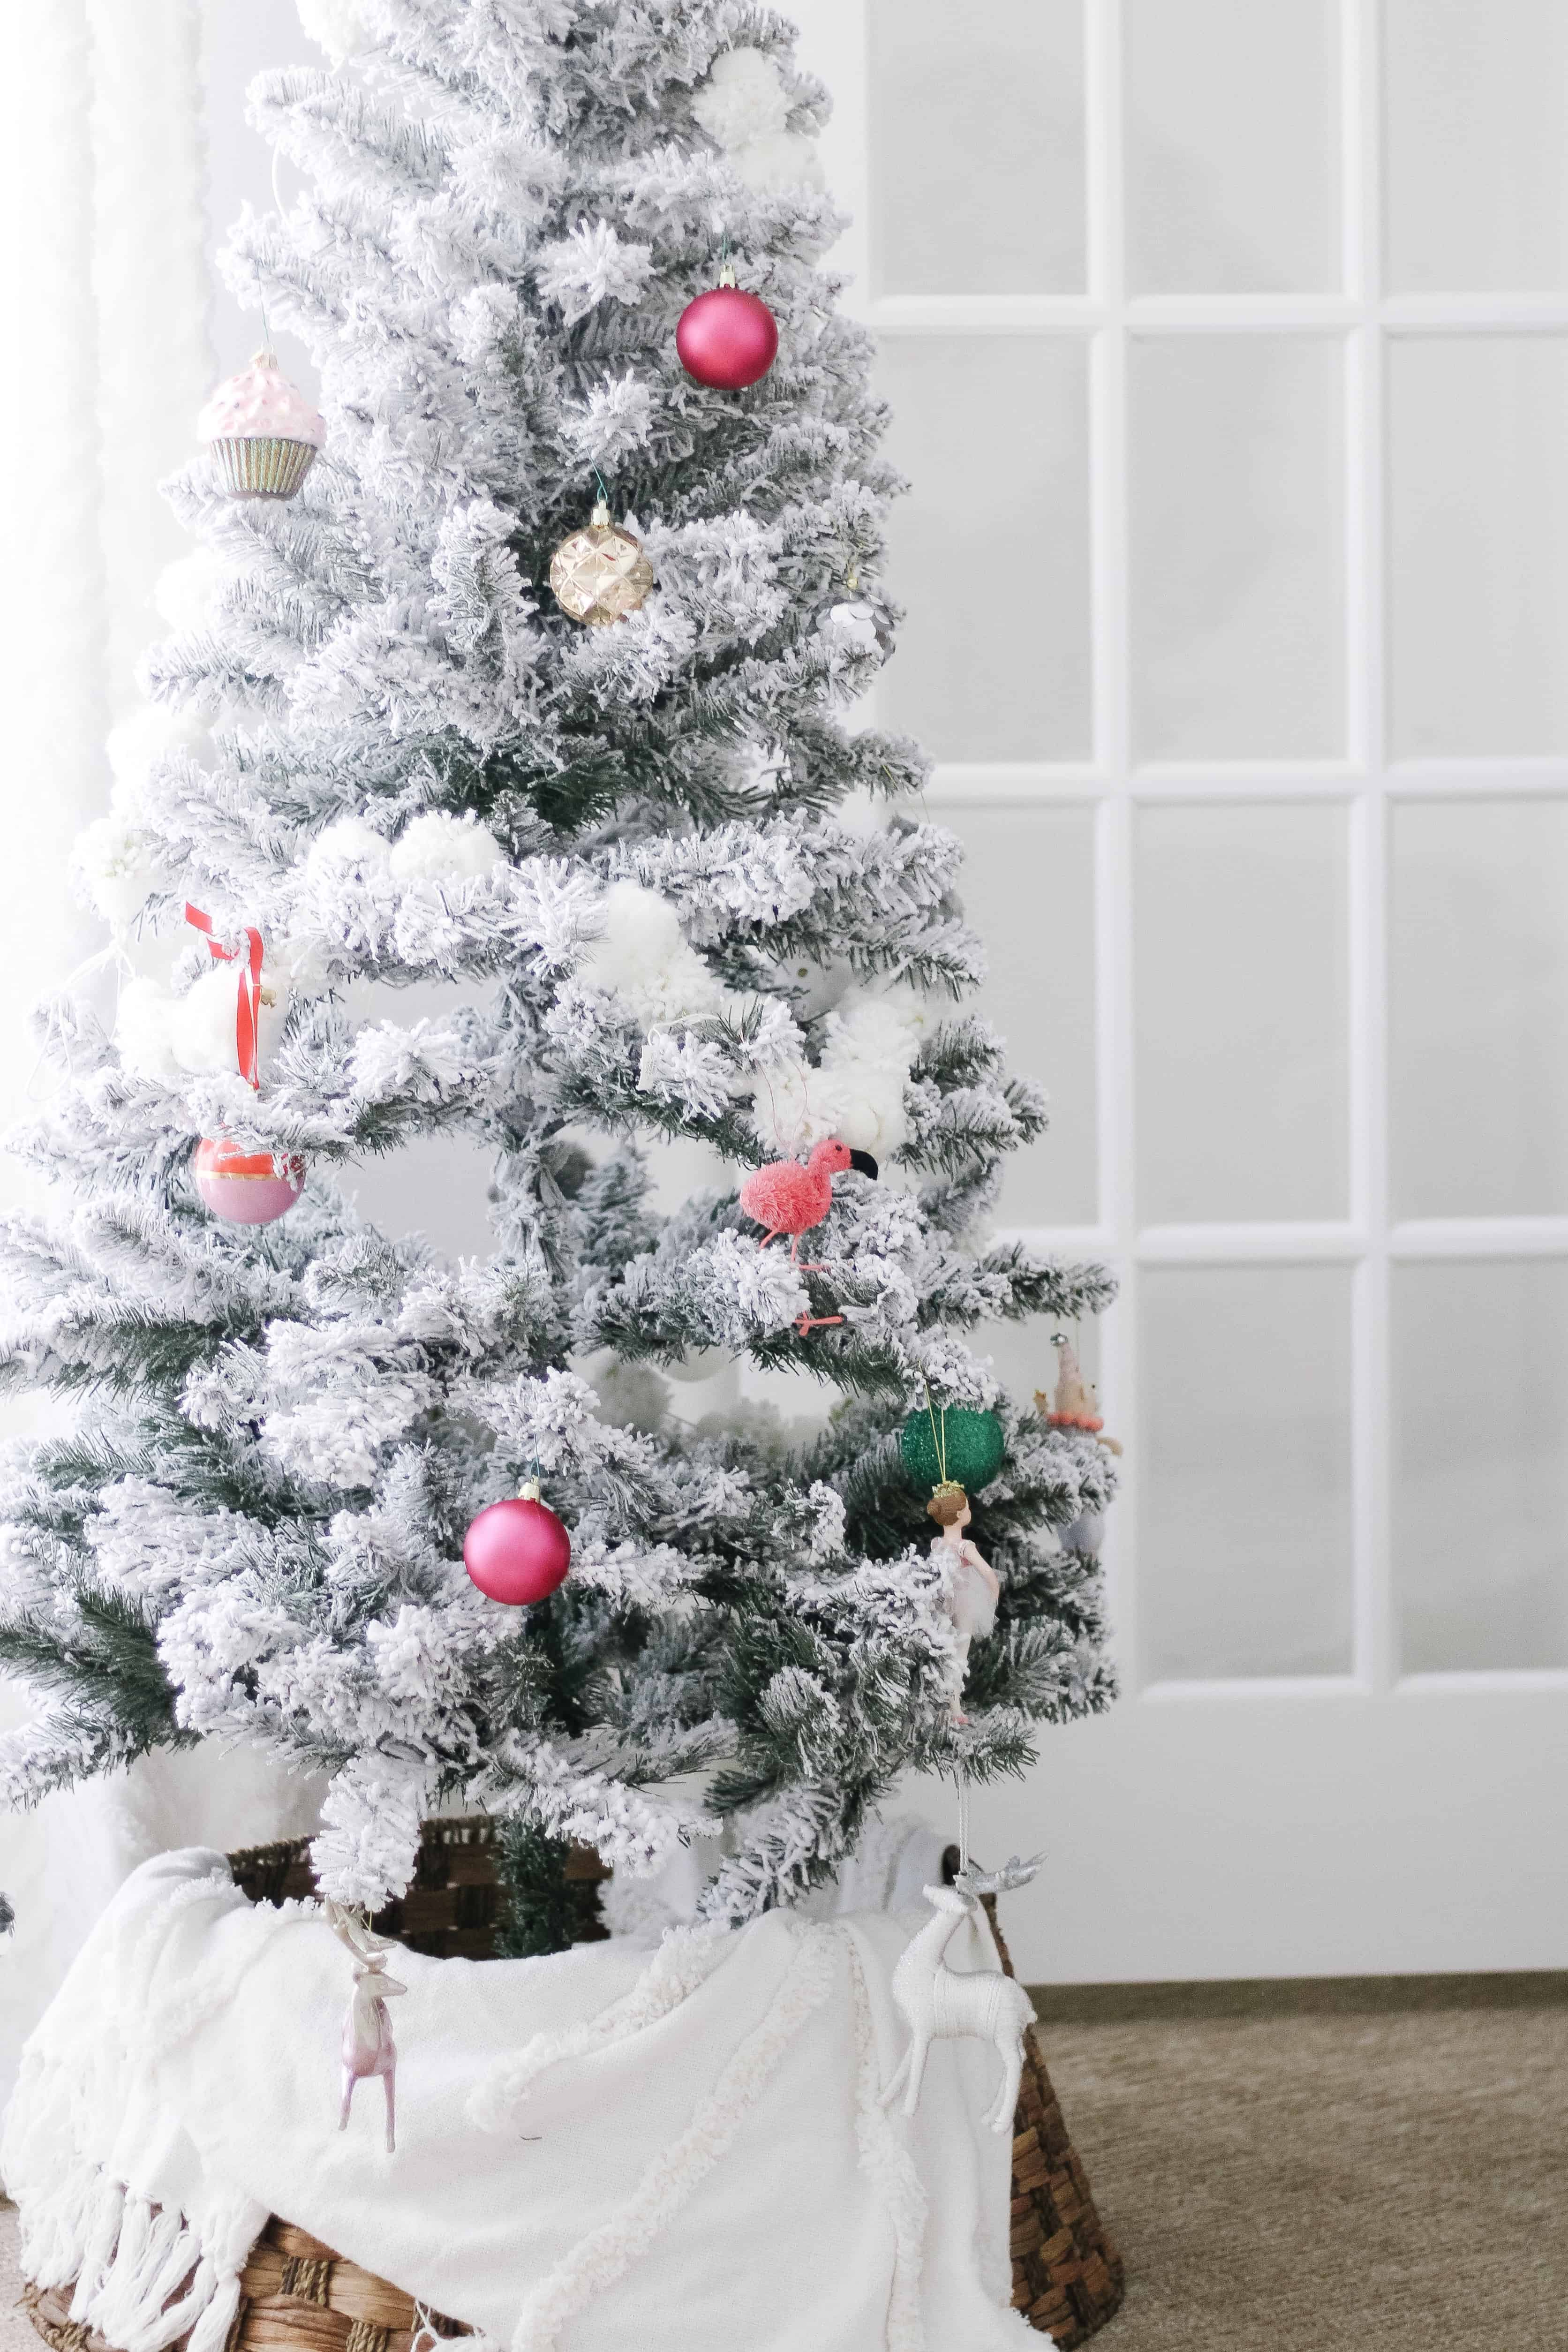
top-left (185, 903), bottom-right (265, 1090)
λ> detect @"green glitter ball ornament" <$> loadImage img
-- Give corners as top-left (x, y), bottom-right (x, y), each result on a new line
top-left (899, 1403), bottom-right (1006, 1494)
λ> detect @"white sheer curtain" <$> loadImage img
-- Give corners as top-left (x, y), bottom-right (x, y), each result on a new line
top-left (0, 0), bottom-right (319, 2112)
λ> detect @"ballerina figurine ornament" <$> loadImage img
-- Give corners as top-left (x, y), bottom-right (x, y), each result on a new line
top-left (927, 1481), bottom-right (1000, 1723)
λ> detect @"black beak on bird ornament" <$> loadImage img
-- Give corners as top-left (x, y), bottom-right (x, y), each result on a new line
top-left (848, 1149), bottom-right (879, 1179)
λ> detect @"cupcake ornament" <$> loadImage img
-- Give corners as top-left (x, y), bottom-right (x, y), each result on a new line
top-left (198, 351), bottom-right (325, 501)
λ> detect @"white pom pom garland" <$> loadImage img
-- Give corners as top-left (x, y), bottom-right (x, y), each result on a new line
top-left (730, 130), bottom-right (827, 194)
top-left (578, 881), bottom-right (729, 1026)
top-left (295, 0), bottom-right (369, 68)
top-left (691, 45), bottom-right (824, 195)
top-left (691, 48), bottom-right (791, 150)
top-left (388, 811), bottom-right (505, 881)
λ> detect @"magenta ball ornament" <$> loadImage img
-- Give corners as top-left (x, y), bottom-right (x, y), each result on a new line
top-left (676, 283), bottom-right (778, 391)
top-left (463, 1484), bottom-right (572, 1606)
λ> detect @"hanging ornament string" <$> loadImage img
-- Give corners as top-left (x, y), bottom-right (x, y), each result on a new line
top-left (258, 143), bottom-right (289, 361)
top-left (185, 903), bottom-right (265, 1089)
top-left (923, 1380), bottom-right (949, 1488)
top-left (255, 262), bottom-right (276, 371)
top-left (933, 1384), bottom-right (972, 1878)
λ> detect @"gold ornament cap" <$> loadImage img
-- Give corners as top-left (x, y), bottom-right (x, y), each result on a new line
top-left (518, 1478), bottom-right (543, 1502)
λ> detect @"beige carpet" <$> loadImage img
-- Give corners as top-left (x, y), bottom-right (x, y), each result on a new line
top-left (0, 2202), bottom-right (20, 2352)
top-left (3, 1973), bottom-right (1565, 2349)
top-left (1035, 1972), bottom-right (1568, 2351)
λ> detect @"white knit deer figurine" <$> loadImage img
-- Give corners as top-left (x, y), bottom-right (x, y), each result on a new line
top-left (880, 1884), bottom-right (1037, 2134)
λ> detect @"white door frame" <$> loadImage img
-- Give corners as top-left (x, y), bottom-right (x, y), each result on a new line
top-left (792, 0), bottom-right (1568, 1979)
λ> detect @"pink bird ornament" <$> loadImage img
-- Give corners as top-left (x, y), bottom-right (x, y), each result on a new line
top-left (739, 1138), bottom-right (877, 1335)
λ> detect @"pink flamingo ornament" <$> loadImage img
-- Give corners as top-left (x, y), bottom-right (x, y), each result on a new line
top-left (326, 1900), bottom-right (406, 2154)
top-left (739, 1137), bottom-right (877, 1335)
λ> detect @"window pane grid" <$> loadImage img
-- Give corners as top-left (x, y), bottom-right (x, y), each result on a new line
top-left (865, 0), bottom-right (1568, 1696)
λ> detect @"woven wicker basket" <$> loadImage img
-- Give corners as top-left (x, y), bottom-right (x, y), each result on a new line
top-left (23, 2216), bottom-right (473, 2352)
top-left (22, 1820), bottom-right (1122, 2352)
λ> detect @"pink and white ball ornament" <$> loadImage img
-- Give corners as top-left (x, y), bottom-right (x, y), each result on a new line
top-left (464, 1481), bottom-right (573, 1605)
top-left (193, 1137), bottom-right (306, 1226)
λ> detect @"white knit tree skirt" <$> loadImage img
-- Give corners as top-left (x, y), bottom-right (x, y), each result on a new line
top-left (1, 1851), bottom-right (1028, 2352)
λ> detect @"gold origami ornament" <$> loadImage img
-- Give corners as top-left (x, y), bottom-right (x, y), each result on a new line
top-left (549, 497), bottom-right (655, 626)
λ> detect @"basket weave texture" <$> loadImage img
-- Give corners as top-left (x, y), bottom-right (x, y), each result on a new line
top-left (982, 1904), bottom-right (1125, 2343)
top-left (22, 1819), bottom-right (1122, 2352)
top-left (226, 1816), bottom-right (609, 1959)
top-left (23, 2217), bottom-right (472, 2352)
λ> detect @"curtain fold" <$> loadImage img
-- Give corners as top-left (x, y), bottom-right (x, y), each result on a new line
top-left (0, 0), bottom-right (319, 2118)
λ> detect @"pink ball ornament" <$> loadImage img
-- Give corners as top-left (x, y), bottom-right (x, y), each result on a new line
top-left (676, 275), bottom-right (778, 391)
top-left (193, 1137), bottom-right (305, 1225)
top-left (464, 1482), bottom-right (573, 1606)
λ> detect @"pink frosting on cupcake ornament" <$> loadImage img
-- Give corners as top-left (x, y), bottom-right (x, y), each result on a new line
top-left (198, 351), bottom-right (325, 501)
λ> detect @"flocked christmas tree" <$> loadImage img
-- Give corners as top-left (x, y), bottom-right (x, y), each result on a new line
top-left (0, 0), bottom-right (1117, 1951)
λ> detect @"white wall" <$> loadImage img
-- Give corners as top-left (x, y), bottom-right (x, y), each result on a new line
top-left (7, 2), bottom-right (1563, 2000)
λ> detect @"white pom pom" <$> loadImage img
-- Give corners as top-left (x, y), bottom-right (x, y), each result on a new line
top-left (387, 810), bottom-right (505, 882)
top-left (749, 988), bottom-right (928, 1160)
top-left (729, 129), bottom-right (826, 194)
top-left (75, 816), bottom-right (162, 928)
top-left (819, 993), bottom-right (930, 1158)
top-left (167, 959), bottom-right (292, 1076)
top-left (579, 882), bottom-right (728, 1027)
top-left (296, 0), bottom-right (369, 67)
top-left (692, 48), bottom-right (791, 151)
top-left (154, 547), bottom-right (230, 635)
top-left (306, 815), bottom-right (392, 877)
top-left (115, 979), bottom-right (181, 1083)
top-left (169, 966), bottom-right (248, 1075)
top-left (106, 705), bottom-right (206, 792)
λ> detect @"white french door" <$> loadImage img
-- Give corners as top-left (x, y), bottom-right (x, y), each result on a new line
top-left (791, 0), bottom-right (1568, 1978)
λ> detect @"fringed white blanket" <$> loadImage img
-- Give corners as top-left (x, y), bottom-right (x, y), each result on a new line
top-left (2, 1849), bottom-right (1029, 2352)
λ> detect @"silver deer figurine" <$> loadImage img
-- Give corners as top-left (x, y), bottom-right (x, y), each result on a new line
top-left (326, 1900), bottom-right (406, 2153)
top-left (880, 1883), bottom-right (1037, 2134)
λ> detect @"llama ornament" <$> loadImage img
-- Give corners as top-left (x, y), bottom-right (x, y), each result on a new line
top-left (1037, 1334), bottom-right (1122, 1555)
top-left (1036, 1334), bottom-right (1121, 1453)
top-left (880, 1884), bottom-right (1036, 2134)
